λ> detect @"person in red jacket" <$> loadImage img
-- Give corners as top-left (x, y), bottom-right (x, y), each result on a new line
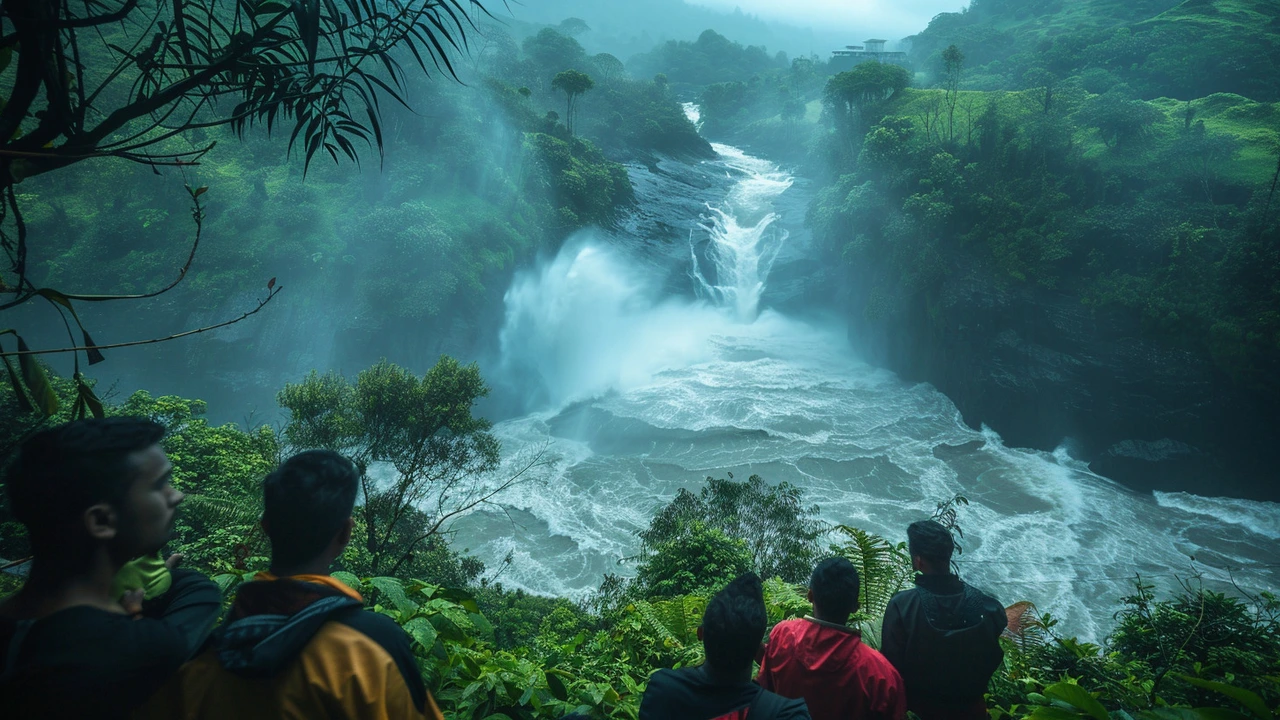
top-left (758, 557), bottom-right (906, 720)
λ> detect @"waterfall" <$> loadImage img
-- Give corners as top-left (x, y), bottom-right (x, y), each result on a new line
top-left (683, 104), bottom-right (795, 322)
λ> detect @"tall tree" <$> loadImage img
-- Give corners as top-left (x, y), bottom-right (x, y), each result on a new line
top-left (823, 61), bottom-right (910, 148)
top-left (942, 44), bottom-right (965, 143)
top-left (278, 358), bottom-right (542, 577)
top-left (0, 0), bottom-right (489, 420)
top-left (552, 69), bottom-right (595, 135)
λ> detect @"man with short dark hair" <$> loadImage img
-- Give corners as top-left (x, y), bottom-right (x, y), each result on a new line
top-left (143, 449), bottom-right (444, 720)
top-left (881, 520), bottom-right (1007, 720)
top-left (640, 572), bottom-right (810, 720)
top-left (0, 418), bottom-right (221, 719)
top-left (758, 557), bottom-right (905, 720)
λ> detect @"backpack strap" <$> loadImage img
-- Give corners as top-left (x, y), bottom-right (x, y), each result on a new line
top-left (746, 687), bottom-right (788, 720)
top-left (0, 620), bottom-right (35, 685)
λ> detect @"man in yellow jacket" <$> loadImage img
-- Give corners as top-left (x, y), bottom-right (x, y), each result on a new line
top-left (142, 450), bottom-right (442, 720)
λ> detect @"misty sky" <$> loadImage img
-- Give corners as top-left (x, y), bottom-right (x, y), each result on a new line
top-left (690, 0), bottom-right (968, 40)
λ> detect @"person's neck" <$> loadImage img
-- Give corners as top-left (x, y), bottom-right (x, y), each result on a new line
top-left (6, 548), bottom-right (123, 618)
top-left (704, 662), bottom-right (753, 685)
top-left (269, 556), bottom-right (334, 578)
top-left (812, 610), bottom-right (851, 626)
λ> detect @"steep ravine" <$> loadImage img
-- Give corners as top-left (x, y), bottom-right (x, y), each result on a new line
top-left (708, 129), bottom-right (1277, 502)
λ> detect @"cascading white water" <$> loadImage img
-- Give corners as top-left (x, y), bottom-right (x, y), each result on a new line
top-left (465, 110), bottom-right (1280, 640)
top-left (685, 103), bottom-right (795, 322)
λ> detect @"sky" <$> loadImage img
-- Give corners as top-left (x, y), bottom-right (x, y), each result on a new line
top-left (689, 0), bottom-right (969, 41)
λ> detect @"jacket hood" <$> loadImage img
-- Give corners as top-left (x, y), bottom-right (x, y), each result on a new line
top-left (214, 579), bottom-right (363, 678)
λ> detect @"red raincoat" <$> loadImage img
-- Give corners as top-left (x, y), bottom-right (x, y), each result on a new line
top-left (758, 617), bottom-right (906, 720)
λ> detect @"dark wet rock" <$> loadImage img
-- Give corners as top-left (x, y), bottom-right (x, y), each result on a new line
top-left (844, 253), bottom-right (1280, 501)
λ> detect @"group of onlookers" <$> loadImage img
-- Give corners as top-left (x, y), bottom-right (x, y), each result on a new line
top-left (639, 523), bottom-right (1006, 720)
top-left (0, 418), bottom-right (1006, 719)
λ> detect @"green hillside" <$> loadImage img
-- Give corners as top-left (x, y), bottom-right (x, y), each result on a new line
top-left (906, 0), bottom-right (1280, 101)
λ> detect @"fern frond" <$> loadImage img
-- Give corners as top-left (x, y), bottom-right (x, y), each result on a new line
top-left (763, 577), bottom-right (812, 624)
top-left (1003, 600), bottom-right (1048, 652)
top-left (832, 525), bottom-right (913, 617)
top-left (185, 493), bottom-right (262, 527)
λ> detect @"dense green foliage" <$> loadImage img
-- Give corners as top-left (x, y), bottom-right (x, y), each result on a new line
top-left (796, 0), bottom-right (1280, 391)
top-left (636, 474), bottom-right (825, 586)
top-left (630, 30), bottom-right (787, 91)
top-left (906, 0), bottom-right (1280, 102)
top-left (7, 19), bottom-right (712, 402)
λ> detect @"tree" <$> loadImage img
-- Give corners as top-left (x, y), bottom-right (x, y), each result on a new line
top-left (636, 523), bottom-right (754, 598)
top-left (823, 62), bottom-right (910, 146)
top-left (551, 70), bottom-right (595, 135)
top-left (942, 44), bottom-right (965, 142)
top-left (637, 474), bottom-right (825, 583)
top-left (277, 358), bottom-right (535, 577)
top-left (1022, 67), bottom-right (1058, 115)
top-left (557, 17), bottom-right (591, 38)
top-left (591, 53), bottom-right (626, 82)
top-left (0, 0), bottom-right (490, 421)
top-left (1077, 88), bottom-right (1163, 148)
top-left (522, 28), bottom-right (586, 80)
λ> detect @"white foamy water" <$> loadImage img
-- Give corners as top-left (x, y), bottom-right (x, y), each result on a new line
top-left (453, 110), bottom-right (1280, 641)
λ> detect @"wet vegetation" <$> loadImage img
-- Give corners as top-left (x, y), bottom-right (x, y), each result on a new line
top-left (3, 0), bottom-right (1279, 718)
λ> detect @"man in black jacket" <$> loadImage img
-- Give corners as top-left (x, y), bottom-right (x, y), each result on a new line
top-left (640, 572), bottom-right (810, 720)
top-left (0, 418), bottom-right (221, 719)
top-left (880, 520), bottom-right (1007, 720)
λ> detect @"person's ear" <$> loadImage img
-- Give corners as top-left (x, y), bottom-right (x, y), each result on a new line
top-left (697, 626), bottom-right (704, 643)
top-left (911, 555), bottom-right (923, 572)
top-left (259, 517), bottom-right (270, 535)
top-left (84, 503), bottom-right (119, 541)
top-left (806, 588), bottom-right (813, 603)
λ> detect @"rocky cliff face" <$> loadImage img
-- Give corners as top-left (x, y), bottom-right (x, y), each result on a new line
top-left (843, 254), bottom-right (1280, 501)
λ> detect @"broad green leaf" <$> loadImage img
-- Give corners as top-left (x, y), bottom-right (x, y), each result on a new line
top-left (1191, 709), bottom-right (1256, 720)
top-left (1029, 706), bottom-right (1091, 720)
top-left (17, 336), bottom-right (58, 416)
top-left (331, 570), bottom-right (361, 591)
top-left (546, 672), bottom-right (568, 701)
top-left (1178, 676), bottom-right (1273, 720)
top-left (76, 376), bottom-right (105, 419)
top-left (2, 354), bottom-right (34, 413)
top-left (367, 576), bottom-right (417, 614)
top-left (402, 617), bottom-right (438, 650)
top-left (1045, 683), bottom-right (1109, 720)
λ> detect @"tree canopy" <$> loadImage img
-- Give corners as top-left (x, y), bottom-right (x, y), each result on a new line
top-left (552, 70), bottom-right (595, 135)
top-left (0, 0), bottom-right (490, 422)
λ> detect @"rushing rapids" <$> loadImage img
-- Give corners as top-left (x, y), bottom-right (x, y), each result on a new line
top-left (455, 106), bottom-right (1280, 641)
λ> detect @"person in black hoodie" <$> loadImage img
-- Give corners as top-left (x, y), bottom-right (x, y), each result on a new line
top-left (640, 572), bottom-right (810, 720)
top-left (141, 449), bottom-right (442, 720)
top-left (880, 520), bottom-right (1007, 720)
top-left (0, 418), bottom-right (221, 719)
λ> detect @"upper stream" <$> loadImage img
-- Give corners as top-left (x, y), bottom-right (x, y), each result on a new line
top-left (454, 105), bottom-right (1280, 641)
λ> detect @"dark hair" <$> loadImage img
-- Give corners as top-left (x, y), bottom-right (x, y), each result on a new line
top-left (809, 557), bottom-right (860, 621)
top-left (701, 572), bottom-right (766, 674)
top-left (262, 450), bottom-right (359, 567)
top-left (907, 519), bottom-right (955, 566)
top-left (5, 418), bottom-right (166, 552)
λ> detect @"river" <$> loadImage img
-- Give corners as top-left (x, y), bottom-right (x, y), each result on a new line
top-left (452, 105), bottom-right (1280, 641)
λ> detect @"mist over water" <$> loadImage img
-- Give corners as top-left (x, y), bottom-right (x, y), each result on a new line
top-left (455, 107), bottom-right (1280, 641)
